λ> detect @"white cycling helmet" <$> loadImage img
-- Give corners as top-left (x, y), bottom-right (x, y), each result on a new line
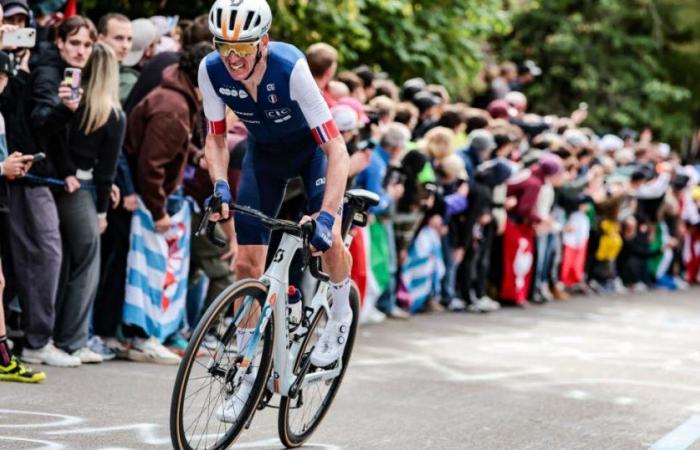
top-left (208, 0), bottom-right (272, 42)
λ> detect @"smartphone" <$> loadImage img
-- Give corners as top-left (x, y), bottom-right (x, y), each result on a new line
top-left (64, 68), bottom-right (81, 100)
top-left (32, 152), bottom-right (46, 162)
top-left (2, 28), bottom-right (36, 48)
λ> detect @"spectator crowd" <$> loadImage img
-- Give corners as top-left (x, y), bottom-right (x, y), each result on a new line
top-left (1, 0), bottom-right (699, 383)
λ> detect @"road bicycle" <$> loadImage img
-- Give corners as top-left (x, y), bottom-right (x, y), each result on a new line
top-left (170, 189), bottom-right (379, 450)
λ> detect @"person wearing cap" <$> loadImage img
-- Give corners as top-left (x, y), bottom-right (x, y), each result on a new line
top-left (411, 89), bottom-right (441, 139)
top-left (119, 17), bottom-right (157, 103)
top-left (0, 46), bottom-right (45, 383)
top-left (0, 0), bottom-right (29, 28)
top-left (6, 15), bottom-right (96, 368)
top-left (401, 77), bottom-right (425, 102)
top-left (453, 158), bottom-right (513, 313)
top-left (510, 59), bottom-right (541, 92)
top-left (459, 128), bottom-right (496, 179)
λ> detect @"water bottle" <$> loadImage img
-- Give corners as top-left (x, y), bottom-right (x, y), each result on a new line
top-left (287, 285), bottom-right (302, 304)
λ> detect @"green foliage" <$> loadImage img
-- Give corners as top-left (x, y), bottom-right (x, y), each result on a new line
top-left (78, 0), bottom-right (509, 98)
top-left (496, 0), bottom-right (696, 145)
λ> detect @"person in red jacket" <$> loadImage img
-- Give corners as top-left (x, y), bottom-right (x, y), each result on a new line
top-left (501, 155), bottom-right (563, 304)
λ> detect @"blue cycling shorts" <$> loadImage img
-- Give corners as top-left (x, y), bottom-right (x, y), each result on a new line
top-left (235, 142), bottom-right (327, 245)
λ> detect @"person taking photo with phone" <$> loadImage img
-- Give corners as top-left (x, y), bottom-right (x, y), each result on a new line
top-left (40, 42), bottom-right (125, 364)
top-left (0, 47), bottom-right (44, 382)
top-left (15, 15), bottom-right (96, 368)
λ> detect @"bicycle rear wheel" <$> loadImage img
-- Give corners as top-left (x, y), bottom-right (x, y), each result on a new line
top-left (277, 285), bottom-right (360, 448)
top-left (170, 280), bottom-right (274, 450)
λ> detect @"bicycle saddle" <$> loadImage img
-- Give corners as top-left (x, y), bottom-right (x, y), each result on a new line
top-left (345, 189), bottom-right (380, 209)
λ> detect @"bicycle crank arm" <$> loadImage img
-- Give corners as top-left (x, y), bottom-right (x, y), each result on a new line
top-left (288, 353), bottom-right (314, 399)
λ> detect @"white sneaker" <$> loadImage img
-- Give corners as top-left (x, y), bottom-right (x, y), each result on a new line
top-left (22, 342), bottom-right (81, 367)
top-left (612, 278), bottom-right (628, 295)
top-left (632, 282), bottom-right (648, 293)
top-left (479, 296), bottom-right (501, 312)
top-left (215, 372), bottom-right (256, 423)
top-left (127, 337), bottom-right (180, 365)
top-left (310, 313), bottom-right (352, 368)
top-left (447, 298), bottom-right (467, 312)
top-left (103, 337), bottom-right (130, 359)
top-left (72, 347), bottom-right (104, 364)
top-left (359, 306), bottom-right (385, 326)
top-left (674, 277), bottom-right (690, 290)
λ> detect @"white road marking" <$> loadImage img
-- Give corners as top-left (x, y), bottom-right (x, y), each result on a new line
top-left (649, 415), bottom-right (700, 450)
top-left (564, 390), bottom-right (591, 400)
top-left (0, 409), bottom-right (84, 428)
top-left (237, 438), bottom-right (341, 449)
top-left (45, 423), bottom-right (169, 446)
top-left (613, 397), bottom-right (636, 405)
top-left (0, 436), bottom-right (66, 449)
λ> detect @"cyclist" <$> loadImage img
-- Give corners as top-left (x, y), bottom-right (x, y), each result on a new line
top-left (199, 0), bottom-right (353, 420)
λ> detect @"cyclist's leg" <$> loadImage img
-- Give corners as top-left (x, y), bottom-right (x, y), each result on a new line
top-left (216, 150), bottom-right (289, 419)
top-left (301, 147), bottom-right (352, 284)
top-left (234, 149), bottom-right (288, 326)
top-left (302, 148), bottom-right (353, 366)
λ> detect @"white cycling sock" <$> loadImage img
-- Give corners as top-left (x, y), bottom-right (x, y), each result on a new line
top-left (329, 278), bottom-right (352, 320)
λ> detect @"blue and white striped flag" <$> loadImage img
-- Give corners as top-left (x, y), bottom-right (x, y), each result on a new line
top-left (400, 226), bottom-right (445, 314)
top-left (123, 198), bottom-right (191, 342)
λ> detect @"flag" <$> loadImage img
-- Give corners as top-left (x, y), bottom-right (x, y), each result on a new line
top-left (348, 226), bottom-right (367, 306)
top-left (123, 198), bottom-right (191, 342)
top-left (500, 220), bottom-right (534, 304)
top-left (64, 0), bottom-right (77, 17)
top-left (400, 226), bottom-right (445, 313)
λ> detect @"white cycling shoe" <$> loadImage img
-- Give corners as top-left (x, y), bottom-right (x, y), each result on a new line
top-left (216, 371), bottom-right (256, 423)
top-left (310, 312), bottom-right (352, 368)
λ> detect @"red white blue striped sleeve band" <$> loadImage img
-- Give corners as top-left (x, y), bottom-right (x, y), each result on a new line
top-left (311, 120), bottom-right (340, 145)
top-left (207, 119), bottom-right (226, 136)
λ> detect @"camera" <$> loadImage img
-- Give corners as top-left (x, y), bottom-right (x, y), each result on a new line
top-left (386, 166), bottom-right (407, 187)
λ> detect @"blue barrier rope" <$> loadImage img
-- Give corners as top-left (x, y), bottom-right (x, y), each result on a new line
top-left (23, 174), bottom-right (96, 191)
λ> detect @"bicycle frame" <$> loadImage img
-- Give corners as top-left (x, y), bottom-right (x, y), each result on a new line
top-left (230, 231), bottom-right (343, 398)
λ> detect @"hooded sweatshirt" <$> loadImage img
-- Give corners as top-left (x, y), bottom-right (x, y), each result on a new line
top-left (125, 65), bottom-right (201, 220)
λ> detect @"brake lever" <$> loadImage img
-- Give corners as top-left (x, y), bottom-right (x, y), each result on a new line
top-left (195, 207), bottom-right (213, 238)
top-left (300, 220), bottom-right (331, 282)
top-left (196, 193), bottom-right (228, 248)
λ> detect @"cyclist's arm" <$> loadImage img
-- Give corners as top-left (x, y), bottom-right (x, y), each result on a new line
top-left (198, 58), bottom-right (230, 184)
top-left (319, 137), bottom-right (350, 218)
top-left (290, 58), bottom-right (349, 218)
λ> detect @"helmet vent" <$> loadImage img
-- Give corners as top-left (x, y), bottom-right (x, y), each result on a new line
top-left (215, 8), bottom-right (222, 28)
top-left (229, 10), bottom-right (238, 31)
top-left (244, 11), bottom-right (256, 31)
top-left (254, 15), bottom-right (262, 27)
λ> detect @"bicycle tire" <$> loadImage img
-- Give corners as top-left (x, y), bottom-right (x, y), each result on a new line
top-left (277, 284), bottom-right (360, 448)
top-left (170, 279), bottom-right (274, 450)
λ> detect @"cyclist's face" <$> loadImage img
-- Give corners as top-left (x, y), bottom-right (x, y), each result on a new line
top-left (221, 35), bottom-right (268, 81)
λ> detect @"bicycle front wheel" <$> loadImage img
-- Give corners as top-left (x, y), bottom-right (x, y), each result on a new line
top-left (170, 279), bottom-right (274, 450)
top-left (277, 284), bottom-right (360, 448)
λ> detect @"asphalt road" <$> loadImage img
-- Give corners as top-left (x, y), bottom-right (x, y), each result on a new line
top-left (3, 288), bottom-right (700, 450)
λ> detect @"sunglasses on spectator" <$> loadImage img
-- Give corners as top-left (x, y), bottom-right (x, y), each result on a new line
top-left (213, 39), bottom-right (260, 58)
